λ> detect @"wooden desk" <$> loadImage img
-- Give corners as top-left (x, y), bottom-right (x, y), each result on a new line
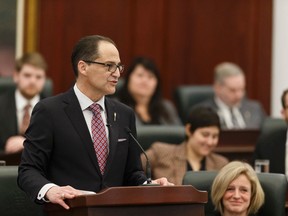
top-left (0, 151), bottom-right (21, 165)
top-left (214, 129), bottom-right (260, 163)
top-left (0, 130), bottom-right (261, 166)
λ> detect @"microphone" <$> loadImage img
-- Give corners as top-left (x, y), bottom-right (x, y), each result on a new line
top-left (125, 127), bottom-right (153, 184)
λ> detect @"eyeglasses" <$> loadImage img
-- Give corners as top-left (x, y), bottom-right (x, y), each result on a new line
top-left (83, 60), bottom-right (124, 73)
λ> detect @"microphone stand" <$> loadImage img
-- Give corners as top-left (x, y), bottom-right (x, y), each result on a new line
top-left (125, 127), bottom-right (159, 185)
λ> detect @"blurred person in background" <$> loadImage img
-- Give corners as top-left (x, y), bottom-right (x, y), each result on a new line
top-left (141, 107), bottom-right (228, 185)
top-left (253, 88), bottom-right (288, 175)
top-left (194, 62), bottom-right (266, 129)
top-left (118, 56), bottom-right (182, 126)
top-left (0, 52), bottom-right (47, 153)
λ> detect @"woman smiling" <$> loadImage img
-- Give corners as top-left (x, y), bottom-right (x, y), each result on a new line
top-left (211, 161), bottom-right (265, 216)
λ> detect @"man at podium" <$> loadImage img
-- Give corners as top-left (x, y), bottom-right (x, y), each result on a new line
top-left (17, 35), bottom-right (172, 210)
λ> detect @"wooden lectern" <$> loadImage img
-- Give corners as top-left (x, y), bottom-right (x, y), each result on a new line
top-left (45, 185), bottom-right (207, 216)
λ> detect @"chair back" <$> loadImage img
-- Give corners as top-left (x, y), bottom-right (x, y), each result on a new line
top-left (137, 126), bottom-right (185, 150)
top-left (183, 171), bottom-right (217, 216)
top-left (183, 171), bottom-right (287, 216)
top-left (260, 117), bottom-right (286, 135)
top-left (174, 85), bottom-right (214, 123)
top-left (0, 77), bottom-right (53, 97)
top-left (0, 166), bottom-right (44, 216)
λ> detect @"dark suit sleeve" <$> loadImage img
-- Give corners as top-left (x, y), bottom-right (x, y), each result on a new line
top-left (253, 129), bottom-right (286, 174)
top-left (253, 136), bottom-right (264, 163)
top-left (0, 91), bottom-right (18, 150)
top-left (17, 101), bottom-right (54, 203)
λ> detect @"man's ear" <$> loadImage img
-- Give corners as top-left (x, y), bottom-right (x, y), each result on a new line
top-left (78, 60), bottom-right (87, 76)
top-left (281, 109), bottom-right (285, 119)
top-left (213, 82), bottom-right (221, 95)
top-left (12, 71), bottom-right (19, 84)
top-left (185, 123), bottom-right (192, 136)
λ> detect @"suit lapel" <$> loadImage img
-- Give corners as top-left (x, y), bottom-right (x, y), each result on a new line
top-left (103, 98), bottom-right (119, 176)
top-left (63, 89), bottom-right (101, 174)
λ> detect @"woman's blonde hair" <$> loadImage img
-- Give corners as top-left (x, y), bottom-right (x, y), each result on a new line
top-left (211, 161), bottom-right (264, 215)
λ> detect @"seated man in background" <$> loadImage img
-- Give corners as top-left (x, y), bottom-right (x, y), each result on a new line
top-left (141, 107), bottom-right (229, 185)
top-left (253, 88), bottom-right (288, 175)
top-left (194, 62), bottom-right (266, 129)
top-left (0, 52), bottom-right (47, 153)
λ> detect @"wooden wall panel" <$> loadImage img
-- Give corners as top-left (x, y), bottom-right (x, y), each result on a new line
top-left (37, 0), bottom-right (272, 113)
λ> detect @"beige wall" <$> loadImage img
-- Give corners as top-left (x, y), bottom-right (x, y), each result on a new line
top-left (271, 0), bottom-right (288, 116)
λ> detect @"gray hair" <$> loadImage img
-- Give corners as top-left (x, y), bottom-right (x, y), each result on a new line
top-left (214, 62), bottom-right (244, 84)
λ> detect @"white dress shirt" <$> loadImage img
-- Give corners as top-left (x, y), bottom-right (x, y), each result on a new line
top-left (73, 84), bottom-right (109, 140)
top-left (15, 89), bottom-right (40, 132)
top-left (215, 97), bottom-right (246, 129)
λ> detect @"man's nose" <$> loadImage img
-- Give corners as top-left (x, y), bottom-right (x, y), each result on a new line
top-left (112, 68), bottom-right (121, 78)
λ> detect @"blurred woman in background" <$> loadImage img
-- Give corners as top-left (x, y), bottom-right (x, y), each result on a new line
top-left (141, 107), bottom-right (228, 185)
top-left (118, 57), bottom-right (181, 125)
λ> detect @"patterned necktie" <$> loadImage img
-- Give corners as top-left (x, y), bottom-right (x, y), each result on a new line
top-left (89, 103), bottom-right (108, 175)
top-left (20, 103), bottom-right (31, 135)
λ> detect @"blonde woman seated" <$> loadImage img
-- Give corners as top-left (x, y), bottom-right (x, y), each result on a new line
top-left (211, 161), bottom-right (265, 216)
top-left (141, 107), bottom-right (229, 185)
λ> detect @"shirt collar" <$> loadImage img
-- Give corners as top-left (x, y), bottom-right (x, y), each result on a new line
top-left (73, 84), bottom-right (105, 111)
top-left (215, 96), bottom-right (240, 110)
top-left (215, 96), bottom-right (230, 111)
top-left (15, 89), bottom-right (40, 111)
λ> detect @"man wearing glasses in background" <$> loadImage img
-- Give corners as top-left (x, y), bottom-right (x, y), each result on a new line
top-left (194, 62), bottom-right (266, 129)
top-left (18, 35), bottom-right (172, 210)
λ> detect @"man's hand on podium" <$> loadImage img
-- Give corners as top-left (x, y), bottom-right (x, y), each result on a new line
top-left (152, 177), bottom-right (174, 186)
top-left (45, 185), bottom-right (83, 209)
top-left (45, 179), bottom-right (173, 209)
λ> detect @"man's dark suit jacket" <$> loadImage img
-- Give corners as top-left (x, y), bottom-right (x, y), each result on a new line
top-left (195, 98), bottom-right (266, 129)
top-left (0, 90), bottom-right (18, 150)
top-left (18, 88), bottom-right (147, 203)
top-left (253, 127), bottom-right (287, 174)
top-left (0, 90), bottom-right (45, 150)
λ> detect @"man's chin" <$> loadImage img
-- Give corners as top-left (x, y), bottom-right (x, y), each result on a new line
top-left (106, 87), bottom-right (116, 95)
top-left (20, 90), bottom-right (40, 99)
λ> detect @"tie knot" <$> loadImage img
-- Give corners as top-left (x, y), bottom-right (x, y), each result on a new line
top-left (24, 103), bottom-right (31, 111)
top-left (89, 103), bottom-right (101, 114)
